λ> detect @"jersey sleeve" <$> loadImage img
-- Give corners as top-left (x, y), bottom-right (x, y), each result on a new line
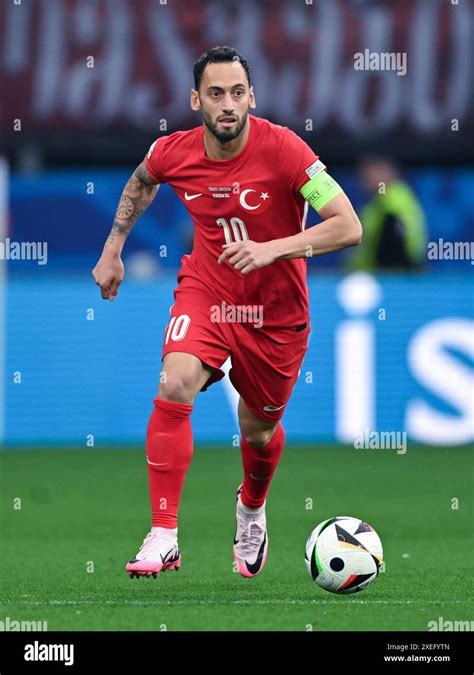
top-left (145, 137), bottom-right (168, 184)
top-left (279, 127), bottom-right (326, 194)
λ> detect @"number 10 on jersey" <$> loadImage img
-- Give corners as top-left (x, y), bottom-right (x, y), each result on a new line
top-left (216, 217), bottom-right (249, 244)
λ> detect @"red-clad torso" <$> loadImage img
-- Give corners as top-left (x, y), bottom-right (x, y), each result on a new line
top-left (146, 114), bottom-right (319, 329)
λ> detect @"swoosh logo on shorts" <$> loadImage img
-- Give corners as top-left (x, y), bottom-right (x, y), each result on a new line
top-left (263, 404), bottom-right (286, 412)
top-left (146, 458), bottom-right (168, 466)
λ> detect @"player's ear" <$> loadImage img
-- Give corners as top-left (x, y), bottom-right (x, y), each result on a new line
top-left (190, 89), bottom-right (201, 111)
top-left (249, 86), bottom-right (256, 109)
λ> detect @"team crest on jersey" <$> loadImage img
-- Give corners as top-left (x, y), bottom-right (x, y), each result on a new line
top-left (237, 186), bottom-right (271, 213)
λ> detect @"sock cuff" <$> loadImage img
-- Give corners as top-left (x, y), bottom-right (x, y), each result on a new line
top-left (238, 494), bottom-right (265, 514)
top-left (151, 526), bottom-right (178, 537)
top-left (153, 396), bottom-right (193, 418)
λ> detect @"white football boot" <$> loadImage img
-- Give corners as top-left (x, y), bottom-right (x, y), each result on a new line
top-left (233, 484), bottom-right (268, 578)
top-left (126, 528), bottom-right (181, 578)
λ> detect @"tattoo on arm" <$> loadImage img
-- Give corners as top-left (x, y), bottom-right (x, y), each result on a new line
top-left (135, 162), bottom-right (158, 186)
top-left (107, 160), bottom-right (159, 244)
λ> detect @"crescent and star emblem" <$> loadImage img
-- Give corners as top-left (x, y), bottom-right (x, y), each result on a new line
top-left (239, 189), bottom-right (270, 211)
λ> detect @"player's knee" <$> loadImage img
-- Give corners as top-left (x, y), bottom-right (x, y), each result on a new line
top-left (158, 372), bottom-right (197, 405)
top-left (242, 425), bottom-right (277, 449)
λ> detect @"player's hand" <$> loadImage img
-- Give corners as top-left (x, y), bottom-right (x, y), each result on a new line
top-left (92, 253), bottom-right (124, 301)
top-left (217, 240), bottom-right (278, 275)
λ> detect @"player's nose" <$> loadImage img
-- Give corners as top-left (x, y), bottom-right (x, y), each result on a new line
top-left (222, 96), bottom-right (234, 110)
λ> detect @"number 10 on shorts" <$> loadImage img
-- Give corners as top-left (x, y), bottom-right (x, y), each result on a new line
top-left (165, 314), bottom-right (191, 344)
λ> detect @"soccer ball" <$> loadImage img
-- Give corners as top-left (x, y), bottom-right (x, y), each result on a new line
top-left (305, 516), bottom-right (384, 594)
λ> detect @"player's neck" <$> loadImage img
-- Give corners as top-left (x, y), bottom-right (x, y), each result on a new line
top-left (203, 118), bottom-right (251, 161)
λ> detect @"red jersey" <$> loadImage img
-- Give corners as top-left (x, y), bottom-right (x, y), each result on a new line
top-left (146, 114), bottom-right (319, 330)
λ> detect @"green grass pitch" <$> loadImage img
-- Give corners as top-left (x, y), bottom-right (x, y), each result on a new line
top-left (0, 444), bottom-right (472, 631)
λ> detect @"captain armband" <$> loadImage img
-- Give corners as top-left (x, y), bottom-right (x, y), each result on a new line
top-left (300, 172), bottom-right (343, 211)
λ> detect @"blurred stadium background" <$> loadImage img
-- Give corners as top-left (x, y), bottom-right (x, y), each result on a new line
top-left (0, 0), bottom-right (473, 634)
top-left (0, 0), bottom-right (472, 448)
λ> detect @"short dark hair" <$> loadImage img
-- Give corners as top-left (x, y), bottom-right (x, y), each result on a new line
top-left (193, 46), bottom-right (251, 91)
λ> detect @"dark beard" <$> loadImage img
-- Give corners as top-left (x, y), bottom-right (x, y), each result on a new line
top-left (202, 111), bottom-right (248, 143)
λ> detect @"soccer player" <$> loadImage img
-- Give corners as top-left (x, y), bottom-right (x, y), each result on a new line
top-left (92, 46), bottom-right (362, 579)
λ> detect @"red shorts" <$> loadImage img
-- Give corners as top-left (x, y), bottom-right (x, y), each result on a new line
top-left (162, 276), bottom-right (310, 422)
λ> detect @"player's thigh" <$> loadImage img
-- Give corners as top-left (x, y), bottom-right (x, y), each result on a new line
top-left (158, 352), bottom-right (215, 404)
top-left (161, 282), bottom-right (231, 399)
top-left (230, 326), bottom-right (309, 423)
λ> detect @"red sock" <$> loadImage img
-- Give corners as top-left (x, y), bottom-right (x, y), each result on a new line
top-left (240, 423), bottom-right (285, 509)
top-left (146, 396), bottom-right (193, 528)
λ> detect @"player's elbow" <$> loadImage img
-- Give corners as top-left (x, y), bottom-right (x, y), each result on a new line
top-left (344, 214), bottom-right (363, 248)
top-left (351, 219), bottom-right (363, 246)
